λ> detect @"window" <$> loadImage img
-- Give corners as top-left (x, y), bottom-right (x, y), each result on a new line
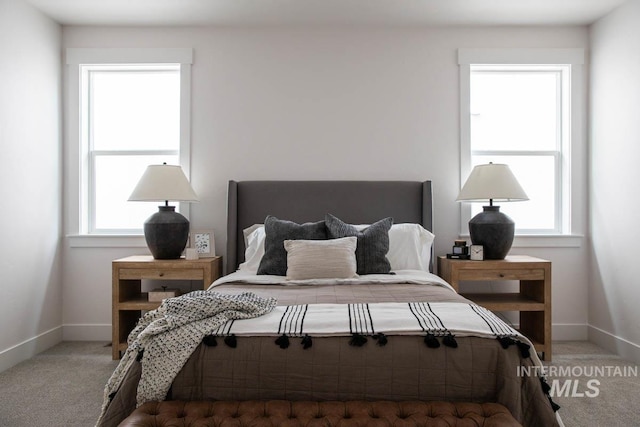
top-left (66, 49), bottom-right (193, 237)
top-left (83, 64), bottom-right (180, 233)
top-left (469, 65), bottom-right (568, 233)
top-left (458, 49), bottom-right (584, 236)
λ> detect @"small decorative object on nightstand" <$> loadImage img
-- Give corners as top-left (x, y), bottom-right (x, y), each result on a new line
top-left (470, 245), bottom-right (484, 261)
top-left (447, 240), bottom-right (470, 259)
top-left (111, 255), bottom-right (222, 359)
top-left (191, 229), bottom-right (216, 257)
top-left (437, 255), bottom-right (552, 361)
top-left (185, 248), bottom-right (199, 260)
top-left (148, 286), bottom-right (181, 302)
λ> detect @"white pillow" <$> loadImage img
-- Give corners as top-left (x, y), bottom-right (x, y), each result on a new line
top-left (238, 224), bottom-right (266, 271)
top-left (284, 237), bottom-right (358, 280)
top-left (239, 222), bottom-right (434, 273)
top-left (387, 223), bottom-right (434, 271)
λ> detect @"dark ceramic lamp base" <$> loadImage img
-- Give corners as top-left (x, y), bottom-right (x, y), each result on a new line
top-left (144, 206), bottom-right (189, 259)
top-left (468, 205), bottom-right (514, 260)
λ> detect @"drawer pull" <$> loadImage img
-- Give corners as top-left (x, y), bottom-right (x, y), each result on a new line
top-left (159, 272), bottom-right (164, 277)
top-left (499, 273), bottom-right (504, 278)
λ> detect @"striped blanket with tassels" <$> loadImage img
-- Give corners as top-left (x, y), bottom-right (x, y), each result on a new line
top-left (204, 300), bottom-right (533, 357)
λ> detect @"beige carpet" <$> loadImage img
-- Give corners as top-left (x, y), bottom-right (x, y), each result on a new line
top-left (0, 341), bottom-right (637, 426)
top-left (0, 342), bottom-right (117, 427)
top-left (547, 342), bottom-right (640, 426)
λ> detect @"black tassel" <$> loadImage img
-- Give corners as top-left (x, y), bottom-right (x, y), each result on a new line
top-left (516, 341), bottom-right (531, 358)
top-left (136, 349), bottom-right (144, 362)
top-left (548, 396), bottom-right (561, 412)
top-left (424, 333), bottom-right (440, 348)
top-left (202, 335), bottom-right (218, 347)
top-left (373, 333), bottom-right (388, 346)
top-left (443, 334), bottom-right (458, 348)
top-left (540, 377), bottom-right (551, 394)
top-left (498, 336), bottom-right (515, 349)
top-left (224, 334), bottom-right (237, 348)
top-left (301, 334), bottom-right (313, 349)
top-left (275, 334), bottom-right (290, 349)
top-left (349, 333), bottom-right (368, 347)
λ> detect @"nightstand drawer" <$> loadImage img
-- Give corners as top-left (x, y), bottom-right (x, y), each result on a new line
top-left (119, 268), bottom-right (204, 281)
top-left (458, 268), bottom-right (545, 281)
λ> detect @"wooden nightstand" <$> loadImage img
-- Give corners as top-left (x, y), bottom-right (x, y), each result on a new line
top-left (111, 255), bottom-right (222, 360)
top-left (437, 255), bottom-right (552, 361)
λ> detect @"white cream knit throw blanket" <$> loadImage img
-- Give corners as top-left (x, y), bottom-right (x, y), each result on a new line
top-left (96, 291), bottom-right (277, 426)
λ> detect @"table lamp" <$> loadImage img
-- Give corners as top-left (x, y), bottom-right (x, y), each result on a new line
top-left (456, 163), bottom-right (528, 259)
top-left (128, 164), bottom-right (199, 259)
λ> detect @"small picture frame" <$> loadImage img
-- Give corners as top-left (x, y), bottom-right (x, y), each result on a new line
top-left (190, 229), bottom-right (215, 257)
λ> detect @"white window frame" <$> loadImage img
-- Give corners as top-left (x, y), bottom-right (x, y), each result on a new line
top-left (65, 48), bottom-right (193, 246)
top-left (458, 48), bottom-right (584, 246)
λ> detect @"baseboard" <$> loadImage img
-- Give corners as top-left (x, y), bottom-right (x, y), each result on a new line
top-left (62, 323), bottom-right (111, 341)
top-left (0, 326), bottom-right (63, 373)
top-left (588, 325), bottom-right (640, 364)
top-left (507, 322), bottom-right (588, 341)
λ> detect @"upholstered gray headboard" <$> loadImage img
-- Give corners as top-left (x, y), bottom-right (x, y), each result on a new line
top-left (226, 180), bottom-right (433, 274)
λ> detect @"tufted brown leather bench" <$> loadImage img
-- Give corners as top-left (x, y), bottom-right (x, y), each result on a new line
top-left (119, 400), bottom-right (522, 426)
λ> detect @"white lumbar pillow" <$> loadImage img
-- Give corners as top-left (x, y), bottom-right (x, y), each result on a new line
top-left (284, 237), bottom-right (358, 280)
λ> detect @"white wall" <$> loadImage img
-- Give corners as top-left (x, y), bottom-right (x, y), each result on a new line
top-left (62, 25), bottom-right (590, 344)
top-left (0, 0), bottom-right (62, 371)
top-left (590, 0), bottom-right (640, 363)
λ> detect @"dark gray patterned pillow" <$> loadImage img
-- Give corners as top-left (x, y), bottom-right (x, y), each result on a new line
top-left (257, 216), bottom-right (327, 276)
top-left (325, 213), bottom-right (393, 275)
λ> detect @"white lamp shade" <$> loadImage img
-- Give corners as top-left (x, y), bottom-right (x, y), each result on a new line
top-left (456, 163), bottom-right (528, 203)
top-left (128, 164), bottom-right (199, 202)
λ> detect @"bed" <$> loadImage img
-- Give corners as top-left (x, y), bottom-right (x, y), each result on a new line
top-left (98, 180), bottom-right (560, 427)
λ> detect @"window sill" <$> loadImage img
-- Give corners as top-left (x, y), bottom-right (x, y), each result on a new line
top-left (458, 234), bottom-right (583, 248)
top-left (67, 234), bottom-right (147, 248)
